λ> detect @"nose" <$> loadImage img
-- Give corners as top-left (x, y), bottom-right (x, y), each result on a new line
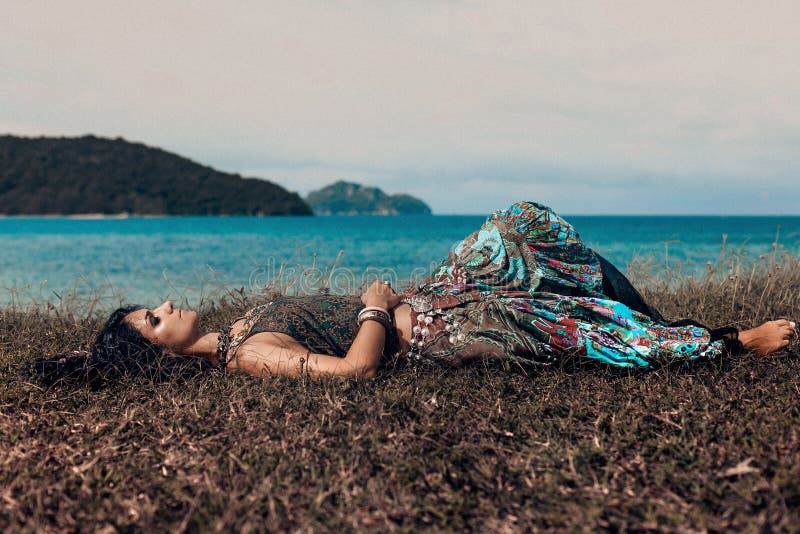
top-left (155, 300), bottom-right (174, 314)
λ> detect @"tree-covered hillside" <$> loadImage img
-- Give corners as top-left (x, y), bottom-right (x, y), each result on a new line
top-left (0, 135), bottom-right (312, 215)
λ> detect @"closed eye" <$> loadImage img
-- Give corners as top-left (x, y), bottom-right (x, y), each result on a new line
top-left (145, 311), bottom-right (160, 327)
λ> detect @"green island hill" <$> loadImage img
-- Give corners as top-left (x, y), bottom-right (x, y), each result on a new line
top-left (0, 135), bottom-right (312, 216)
top-left (305, 180), bottom-right (432, 215)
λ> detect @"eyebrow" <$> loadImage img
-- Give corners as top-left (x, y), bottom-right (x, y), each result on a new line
top-left (143, 310), bottom-right (152, 328)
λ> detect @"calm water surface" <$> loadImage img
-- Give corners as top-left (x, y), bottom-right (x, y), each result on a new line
top-left (2, 215), bottom-right (798, 308)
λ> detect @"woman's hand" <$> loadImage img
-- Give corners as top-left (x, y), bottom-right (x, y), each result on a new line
top-left (361, 279), bottom-right (402, 310)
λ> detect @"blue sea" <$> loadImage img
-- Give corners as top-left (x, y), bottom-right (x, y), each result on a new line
top-left (2, 215), bottom-right (799, 309)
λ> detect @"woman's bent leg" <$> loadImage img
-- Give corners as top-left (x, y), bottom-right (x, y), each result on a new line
top-left (418, 200), bottom-right (605, 297)
top-left (594, 252), bottom-right (665, 322)
top-left (494, 201), bottom-right (665, 321)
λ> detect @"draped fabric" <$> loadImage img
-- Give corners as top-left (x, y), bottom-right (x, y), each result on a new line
top-left (401, 201), bottom-right (723, 368)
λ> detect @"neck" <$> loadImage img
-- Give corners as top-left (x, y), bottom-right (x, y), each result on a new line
top-left (180, 332), bottom-right (221, 365)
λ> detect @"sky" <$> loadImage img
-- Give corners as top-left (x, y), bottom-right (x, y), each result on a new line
top-left (2, 1), bottom-right (799, 214)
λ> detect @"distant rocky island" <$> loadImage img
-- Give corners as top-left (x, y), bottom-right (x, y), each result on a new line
top-left (0, 135), bottom-right (311, 216)
top-left (305, 181), bottom-right (431, 215)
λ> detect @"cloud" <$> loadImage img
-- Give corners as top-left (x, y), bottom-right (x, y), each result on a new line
top-left (2, 0), bottom-right (799, 213)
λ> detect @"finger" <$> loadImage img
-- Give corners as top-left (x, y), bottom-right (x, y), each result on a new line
top-left (372, 284), bottom-right (387, 295)
top-left (382, 285), bottom-right (396, 295)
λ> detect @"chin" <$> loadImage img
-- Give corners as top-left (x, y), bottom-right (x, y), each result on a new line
top-left (188, 310), bottom-right (202, 329)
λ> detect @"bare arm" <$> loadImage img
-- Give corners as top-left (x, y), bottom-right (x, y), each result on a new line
top-left (228, 280), bottom-right (401, 379)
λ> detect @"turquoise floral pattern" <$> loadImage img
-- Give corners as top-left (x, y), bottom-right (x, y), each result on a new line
top-left (402, 201), bottom-right (723, 369)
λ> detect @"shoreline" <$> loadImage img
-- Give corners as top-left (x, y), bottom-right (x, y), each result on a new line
top-left (0, 213), bottom-right (148, 219)
top-left (0, 213), bottom-right (312, 219)
top-left (1, 213), bottom-right (799, 219)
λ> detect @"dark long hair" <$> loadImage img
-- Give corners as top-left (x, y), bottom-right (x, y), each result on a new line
top-left (27, 305), bottom-right (213, 388)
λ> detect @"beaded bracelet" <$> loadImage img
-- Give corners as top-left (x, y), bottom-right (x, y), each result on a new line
top-left (357, 308), bottom-right (392, 330)
top-left (358, 306), bottom-right (392, 329)
top-left (360, 306), bottom-right (392, 320)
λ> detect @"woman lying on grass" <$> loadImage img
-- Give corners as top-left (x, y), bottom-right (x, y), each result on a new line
top-left (30, 201), bottom-right (797, 386)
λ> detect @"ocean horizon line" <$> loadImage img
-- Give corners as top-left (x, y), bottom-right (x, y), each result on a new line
top-left (2, 212), bottom-right (800, 219)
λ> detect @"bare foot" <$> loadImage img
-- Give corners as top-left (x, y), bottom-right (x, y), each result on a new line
top-left (738, 320), bottom-right (797, 355)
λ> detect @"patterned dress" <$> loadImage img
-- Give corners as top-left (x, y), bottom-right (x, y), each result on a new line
top-left (400, 201), bottom-right (725, 369)
top-left (226, 295), bottom-right (402, 361)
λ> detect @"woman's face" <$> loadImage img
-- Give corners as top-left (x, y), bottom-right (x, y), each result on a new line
top-left (125, 300), bottom-right (200, 353)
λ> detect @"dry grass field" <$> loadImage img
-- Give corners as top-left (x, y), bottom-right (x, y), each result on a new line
top-left (2, 250), bottom-right (799, 532)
